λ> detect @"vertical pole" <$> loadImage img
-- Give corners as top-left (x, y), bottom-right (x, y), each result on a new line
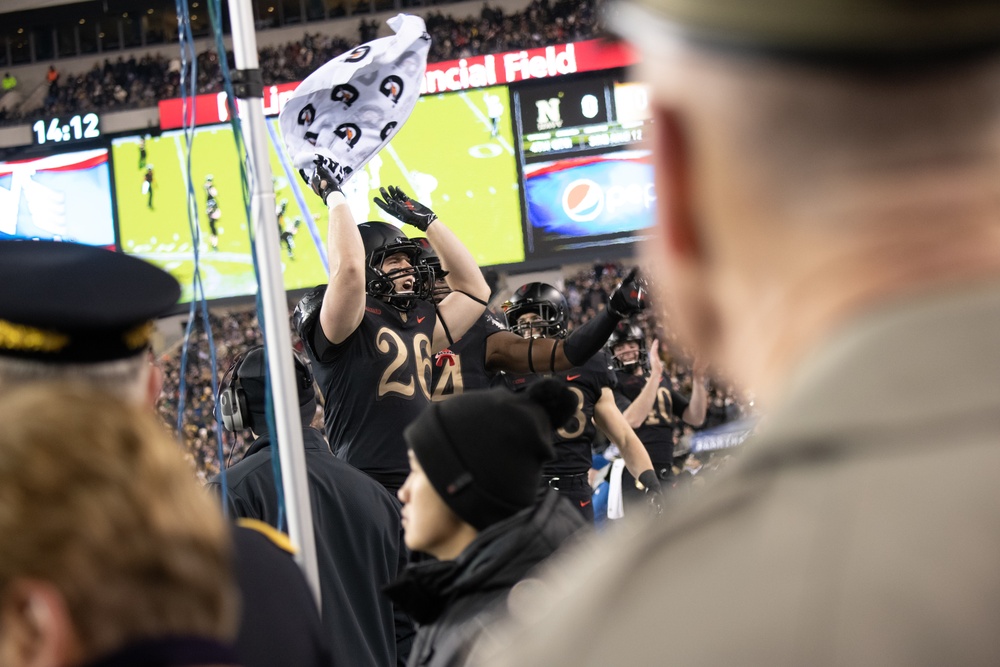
top-left (226, 0), bottom-right (322, 609)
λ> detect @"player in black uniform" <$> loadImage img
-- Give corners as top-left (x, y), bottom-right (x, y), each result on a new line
top-left (293, 160), bottom-right (489, 493)
top-left (501, 282), bottom-right (661, 522)
top-left (609, 321), bottom-right (708, 509)
top-left (143, 164), bottom-right (154, 209)
top-left (276, 198), bottom-right (301, 259)
top-left (205, 175), bottom-right (221, 251)
top-left (416, 239), bottom-right (650, 400)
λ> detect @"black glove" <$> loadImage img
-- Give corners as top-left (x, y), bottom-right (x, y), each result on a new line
top-left (608, 268), bottom-right (647, 319)
top-left (373, 185), bottom-right (438, 231)
top-left (637, 469), bottom-right (663, 516)
top-left (300, 156), bottom-right (342, 204)
top-left (292, 284), bottom-right (326, 342)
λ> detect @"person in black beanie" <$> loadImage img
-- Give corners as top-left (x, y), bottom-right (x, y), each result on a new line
top-left (386, 379), bottom-right (587, 667)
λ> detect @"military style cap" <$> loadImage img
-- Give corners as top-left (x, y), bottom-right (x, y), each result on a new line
top-left (0, 240), bottom-right (180, 363)
top-left (612, 0), bottom-right (1000, 61)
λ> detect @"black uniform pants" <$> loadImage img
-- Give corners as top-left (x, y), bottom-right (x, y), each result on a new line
top-left (543, 473), bottom-right (593, 523)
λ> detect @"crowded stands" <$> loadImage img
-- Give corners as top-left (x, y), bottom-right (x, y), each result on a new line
top-left (0, 0), bottom-right (600, 125)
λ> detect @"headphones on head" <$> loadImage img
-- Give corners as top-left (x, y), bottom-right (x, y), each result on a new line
top-left (218, 348), bottom-right (314, 433)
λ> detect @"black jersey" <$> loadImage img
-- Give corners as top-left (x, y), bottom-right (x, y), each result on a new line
top-left (506, 352), bottom-right (616, 476)
top-left (306, 295), bottom-right (436, 487)
top-left (614, 370), bottom-right (689, 464)
top-left (430, 310), bottom-right (507, 400)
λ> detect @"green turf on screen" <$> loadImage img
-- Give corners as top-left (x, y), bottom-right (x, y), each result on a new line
top-left (112, 85), bottom-right (523, 303)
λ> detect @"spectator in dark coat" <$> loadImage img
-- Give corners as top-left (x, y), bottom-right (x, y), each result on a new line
top-left (207, 345), bottom-right (415, 667)
top-left (386, 379), bottom-right (585, 667)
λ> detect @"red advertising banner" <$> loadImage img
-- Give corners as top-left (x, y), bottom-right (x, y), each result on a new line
top-left (157, 38), bottom-right (638, 130)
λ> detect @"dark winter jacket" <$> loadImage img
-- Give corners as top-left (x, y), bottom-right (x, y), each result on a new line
top-left (386, 489), bottom-right (585, 667)
top-left (208, 427), bottom-right (414, 667)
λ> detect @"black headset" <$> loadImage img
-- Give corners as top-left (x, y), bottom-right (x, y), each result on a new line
top-left (218, 348), bottom-right (314, 433)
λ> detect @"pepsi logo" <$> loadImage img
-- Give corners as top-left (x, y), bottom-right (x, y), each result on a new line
top-left (561, 179), bottom-right (604, 223)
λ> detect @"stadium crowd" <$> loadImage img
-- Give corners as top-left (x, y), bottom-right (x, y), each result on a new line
top-left (0, 0), bottom-right (600, 125)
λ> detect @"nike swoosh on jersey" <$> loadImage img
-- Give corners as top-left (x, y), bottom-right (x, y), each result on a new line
top-left (566, 374), bottom-right (581, 381)
top-left (579, 500), bottom-right (591, 508)
top-left (417, 316), bottom-right (426, 323)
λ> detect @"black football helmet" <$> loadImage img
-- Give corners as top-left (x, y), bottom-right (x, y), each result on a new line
top-left (606, 321), bottom-right (648, 372)
top-left (358, 222), bottom-right (432, 311)
top-left (503, 282), bottom-right (568, 338)
top-left (413, 237), bottom-right (451, 304)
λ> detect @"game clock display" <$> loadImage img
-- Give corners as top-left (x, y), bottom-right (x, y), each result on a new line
top-left (31, 113), bottom-right (102, 146)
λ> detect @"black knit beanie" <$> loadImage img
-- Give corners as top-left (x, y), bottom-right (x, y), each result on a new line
top-left (403, 379), bottom-right (576, 531)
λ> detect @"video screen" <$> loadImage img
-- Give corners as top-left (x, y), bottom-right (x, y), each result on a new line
top-left (513, 72), bottom-right (654, 261)
top-left (342, 84), bottom-right (524, 267)
top-left (112, 125), bottom-right (330, 304)
top-left (523, 150), bottom-right (653, 252)
top-left (0, 148), bottom-right (116, 247)
top-left (112, 84), bottom-right (523, 303)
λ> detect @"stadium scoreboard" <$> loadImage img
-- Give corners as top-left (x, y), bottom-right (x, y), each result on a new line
top-left (512, 71), bottom-right (656, 262)
top-left (516, 74), bottom-right (650, 158)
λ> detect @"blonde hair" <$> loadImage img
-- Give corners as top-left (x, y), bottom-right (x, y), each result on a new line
top-left (0, 384), bottom-right (237, 658)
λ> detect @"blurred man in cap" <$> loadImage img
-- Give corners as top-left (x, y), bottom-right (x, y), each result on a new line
top-left (481, 1), bottom-right (1000, 665)
top-left (0, 240), bottom-right (177, 402)
top-left (0, 239), bottom-right (330, 667)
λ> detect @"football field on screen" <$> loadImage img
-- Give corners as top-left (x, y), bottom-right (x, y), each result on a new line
top-left (343, 85), bottom-right (524, 267)
top-left (111, 84), bottom-right (524, 302)
top-left (112, 126), bottom-right (330, 303)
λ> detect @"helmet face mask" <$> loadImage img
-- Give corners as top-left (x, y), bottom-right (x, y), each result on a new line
top-left (359, 222), bottom-right (433, 312)
top-left (503, 283), bottom-right (568, 339)
top-left (607, 323), bottom-right (649, 372)
top-left (413, 237), bottom-right (451, 305)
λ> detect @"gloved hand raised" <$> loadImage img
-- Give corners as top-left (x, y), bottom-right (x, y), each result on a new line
top-left (608, 268), bottom-right (647, 319)
top-left (637, 469), bottom-right (663, 516)
top-left (301, 156), bottom-right (344, 205)
top-left (373, 185), bottom-right (438, 231)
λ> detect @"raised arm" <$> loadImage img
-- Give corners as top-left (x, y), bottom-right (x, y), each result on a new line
top-left (485, 270), bottom-right (649, 373)
top-left (593, 387), bottom-right (663, 512)
top-left (374, 186), bottom-right (488, 353)
top-left (310, 158), bottom-right (366, 345)
top-left (621, 340), bottom-right (664, 428)
top-left (683, 358), bottom-right (708, 426)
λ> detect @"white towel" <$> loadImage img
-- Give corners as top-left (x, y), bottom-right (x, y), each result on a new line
top-left (607, 458), bottom-right (627, 520)
top-left (279, 14), bottom-right (430, 185)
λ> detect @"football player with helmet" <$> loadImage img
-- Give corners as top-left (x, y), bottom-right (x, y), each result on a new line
top-left (415, 253), bottom-right (652, 401)
top-left (501, 279), bottom-right (662, 521)
top-left (609, 320), bottom-right (707, 510)
top-left (293, 159), bottom-right (489, 493)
